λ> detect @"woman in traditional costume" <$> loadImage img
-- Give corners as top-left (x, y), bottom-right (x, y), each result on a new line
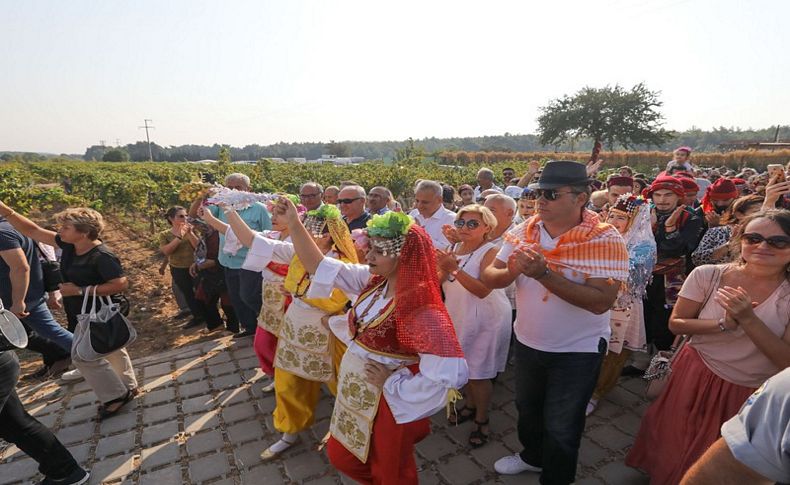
top-left (277, 196), bottom-right (468, 485)
top-left (587, 194), bottom-right (656, 415)
top-left (201, 202), bottom-right (357, 459)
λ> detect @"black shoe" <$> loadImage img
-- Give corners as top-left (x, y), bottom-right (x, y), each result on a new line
top-left (39, 467), bottom-right (90, 485)
top-left (182, 319), bottom-right (205, 330)
top-left (174, 309), bottom-right (192, 320)
top-left (621, 365), bottom-right (645, 378)
top-left (232, 330), bottom-right (255, 339)
top-left (22, 365), bottom-right (51, 381)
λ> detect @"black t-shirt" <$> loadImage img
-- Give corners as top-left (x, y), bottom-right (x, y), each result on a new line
top-left (55, 235), bottom-right (124, 321)
top-left (0, 218), bottom-right (45, 306)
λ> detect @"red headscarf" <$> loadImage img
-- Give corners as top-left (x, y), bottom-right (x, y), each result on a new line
top-left (675, 175), bottom-right (699, 194)
top-left (643, 175), bottom-right (684, 199)
top-left (393, 225), bottom-right (464, 357)
top-left (606, 176), bottom-right (634, 189)
top-left (701, 178), bottom-right (738, 213)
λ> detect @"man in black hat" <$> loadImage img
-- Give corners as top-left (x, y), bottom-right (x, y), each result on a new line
top-left (483, 161), bottom-right (629, 484)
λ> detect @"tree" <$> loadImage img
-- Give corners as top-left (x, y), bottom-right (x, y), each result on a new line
top-left (536, 83), bottom-right (675, 161)
top-left (324, 140), bottom-right (350, 157)
top-left (102, 148), bottom-right (130, 162)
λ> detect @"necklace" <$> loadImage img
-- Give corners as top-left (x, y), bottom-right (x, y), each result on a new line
top-left (447, 242), bottom-right (485, 282)
top-left (354, 282), bottom-right (388, 327)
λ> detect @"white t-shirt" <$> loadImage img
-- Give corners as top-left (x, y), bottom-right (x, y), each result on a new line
top-left (408, 207), bottom-right (457, 250)
top-left (496, 222), bottom-right (612, 353)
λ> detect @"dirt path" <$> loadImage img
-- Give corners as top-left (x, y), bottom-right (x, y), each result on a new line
top-left (18, 215), bottom-right (228, 374)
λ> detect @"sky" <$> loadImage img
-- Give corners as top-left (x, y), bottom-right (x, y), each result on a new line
top-left (1, 0), bottom-right (788, 154)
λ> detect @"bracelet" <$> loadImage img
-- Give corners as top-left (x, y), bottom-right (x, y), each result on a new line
top-left (534, 267), bottom-right (550, 280)
top-left (717, 318), bottom-right (727, 332)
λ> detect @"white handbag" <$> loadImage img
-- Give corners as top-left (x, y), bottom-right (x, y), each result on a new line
top-left (0, 299), bottom-right (29, 350)
top-left (73, 286), bottom-right (136, 361)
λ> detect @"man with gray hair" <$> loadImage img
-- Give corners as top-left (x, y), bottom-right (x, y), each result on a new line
top-left (337, 184), bottom-right (370, 231)
top-left (366, 186), bottom-right (392, 215)
top-left (298, 182), bottom-right (323, 212)
top-left (409, 180), bottom-right (456, 249)
top-left (189, 172), bottom-right (271, 339)
top-left (474, 167), bottom-right (503, 201)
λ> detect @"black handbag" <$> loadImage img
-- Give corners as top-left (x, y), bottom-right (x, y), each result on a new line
top-left (33, 242), bottom-right (63, 292)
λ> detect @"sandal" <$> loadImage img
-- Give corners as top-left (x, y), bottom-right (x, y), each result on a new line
top-left (448, 405), bottom-right (476, 425)
top-left (98, 390), bottom-right (135, 420)
top-left (468, 419), bottom-right (490, 448)
top-left (260, 434), bottom-right (300, 461)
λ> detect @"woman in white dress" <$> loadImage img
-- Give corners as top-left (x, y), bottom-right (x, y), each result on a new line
top-left (436, 204), bottom-right (512, 448)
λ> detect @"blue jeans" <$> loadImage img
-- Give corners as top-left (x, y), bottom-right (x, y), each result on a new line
top-left (515, 339), bottom-right (606, 485)
top-left (22, 298), bottom-right (73, 354)
top-left (0, 351), bottom-right (81, 479)
top-left (224, 268), bottom-right (262, 333)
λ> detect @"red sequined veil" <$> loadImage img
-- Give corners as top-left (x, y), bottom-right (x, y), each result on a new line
top-left (350, 225), bottom-right (464, 359)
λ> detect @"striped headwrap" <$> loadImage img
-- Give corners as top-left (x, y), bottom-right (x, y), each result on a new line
top-left (504, 210), bottom-right (629, 284)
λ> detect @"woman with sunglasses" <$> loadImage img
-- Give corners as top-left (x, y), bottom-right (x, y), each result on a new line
top-left (627, 209), bottom-right (790, 485)
top-left (159, 206), bottom-right (205, 330)
top-left (435, 205), bottom-right (511, 448)
top-left (691, 195), bottom-right (764, 266)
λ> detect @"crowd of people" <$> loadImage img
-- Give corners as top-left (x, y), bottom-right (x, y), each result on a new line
top-left (0, 148), bottom-right (789, 485)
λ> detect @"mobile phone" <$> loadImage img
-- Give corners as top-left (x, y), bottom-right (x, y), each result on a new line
top-left (767, 164), bottom-right (785, 182)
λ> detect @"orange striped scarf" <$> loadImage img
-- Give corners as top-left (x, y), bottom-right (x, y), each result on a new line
top-left (504, 210), bottom-right (629, 283)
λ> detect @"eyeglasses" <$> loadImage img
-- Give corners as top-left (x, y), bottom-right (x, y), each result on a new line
top-left (742, 233), bottom-right (790, 249)
top-left (299, 193), bottom-right (321, 199)
top-left (534, 189), bottom-right (580, 201)
top-left (454, 219), bottom-right (482, 229)
top-left (337, 197), bottom-right (363, 205)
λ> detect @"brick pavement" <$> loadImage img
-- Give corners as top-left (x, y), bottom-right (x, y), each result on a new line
top-left (0, 337), bottom-right (649, 484)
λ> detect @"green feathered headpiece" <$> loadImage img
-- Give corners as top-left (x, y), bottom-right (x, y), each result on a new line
top-left (366, 211), bottom-right (413, 239)
top-left (285, 194), bottom-right (300, 207)
top-left (307, 204), bottom-right (341, 220)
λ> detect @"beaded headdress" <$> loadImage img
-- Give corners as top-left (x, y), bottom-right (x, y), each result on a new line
top-left (304, 204), bottom-right (339, 237)
top-left (361, 212), bottom-right (414, 257)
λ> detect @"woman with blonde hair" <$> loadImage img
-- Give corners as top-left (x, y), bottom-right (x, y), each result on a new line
top-left (627, 209), bottom-right (790, 484)
top-left (0, 203), bottom-right (138, 418)
top-left (436, 204), bottom-right (512, 448)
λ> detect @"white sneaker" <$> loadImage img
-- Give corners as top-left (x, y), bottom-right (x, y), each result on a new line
top-left (586, 398), bottom-right (599, 416)
top-left (61, 368), bottom-right (83, 382)
top-left (494, 453), bottom-right (542, 475)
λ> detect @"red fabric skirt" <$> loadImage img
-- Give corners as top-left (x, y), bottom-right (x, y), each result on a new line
top-left (326, 397), bottom-right (430, 485)
top-left (625, 345), bottom-right (756, 485)
top-left (253, 327), bottom-right (277, 375)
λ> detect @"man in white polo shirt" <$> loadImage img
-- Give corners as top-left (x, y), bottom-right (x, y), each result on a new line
top-left (482, 161), bottom-right (629, 484)
top-left (408, 180), bottom-right (456, 250)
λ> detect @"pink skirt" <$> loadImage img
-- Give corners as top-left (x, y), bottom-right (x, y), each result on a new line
top-left (253, 327), bottom-right (277, 375)
top-left (625, 345), bottom-right (756, 485)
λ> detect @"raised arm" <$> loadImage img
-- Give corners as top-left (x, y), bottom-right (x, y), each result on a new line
top-left (279, 196), bottom-right (325, 274)
top-left (198, 206), bottom-right (228, 235)
top-left (0, 201), bottom-right (58, 247)
top-left (224, 208), bottom-right (256, 248)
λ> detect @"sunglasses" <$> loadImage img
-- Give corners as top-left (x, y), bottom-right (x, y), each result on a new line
top-left (454, 219), bottom-right (482, 229)
top-left (742, 233), bottom-right (790, 249)
top-left (535, 189), bottom-right (579, 201)
top-left (337, 197), bottom-right (363, 205)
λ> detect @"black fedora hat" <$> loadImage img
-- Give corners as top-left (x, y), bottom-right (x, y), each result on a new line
top-left (528, 160), bottom-right (593, 190)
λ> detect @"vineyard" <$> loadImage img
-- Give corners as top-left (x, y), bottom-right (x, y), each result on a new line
top-left (2, 151), bottom-right (788, 238)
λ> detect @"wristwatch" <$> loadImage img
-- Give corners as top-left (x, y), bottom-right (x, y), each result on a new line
top-left (535, 267), bottom-right (550, 280)
top-left (717, 318), bottom-right (727, 332)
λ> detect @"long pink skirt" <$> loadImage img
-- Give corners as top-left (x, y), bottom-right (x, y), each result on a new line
top-left (625, 345), bottom-right (756, 485)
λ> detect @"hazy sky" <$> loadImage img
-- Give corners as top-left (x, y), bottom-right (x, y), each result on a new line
top-left (2, 0), bottom-right (788, 154)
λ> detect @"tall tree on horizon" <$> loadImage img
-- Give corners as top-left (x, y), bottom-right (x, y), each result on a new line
top-left (536, 83), bottom-right (675, 161)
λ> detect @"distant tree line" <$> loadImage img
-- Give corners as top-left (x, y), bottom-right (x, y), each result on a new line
top-left (73, 126), bottom-right (788, 163)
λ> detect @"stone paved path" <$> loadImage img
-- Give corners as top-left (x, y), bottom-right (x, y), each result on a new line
top-left (1, 337), bottom-right (650, 484)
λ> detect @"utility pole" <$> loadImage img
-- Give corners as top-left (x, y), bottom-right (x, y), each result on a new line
top-left (138, 119), bottom-right (155, 162)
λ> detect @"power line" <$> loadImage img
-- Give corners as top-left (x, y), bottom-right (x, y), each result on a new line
top-left (138, 119), bottom-right (156, 162)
